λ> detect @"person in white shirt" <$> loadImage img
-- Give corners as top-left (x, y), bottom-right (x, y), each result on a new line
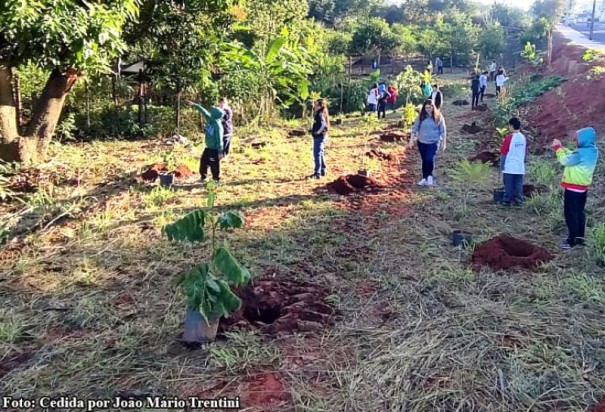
top-left (489, 60), bottom-right (497, 81)
top-left (495, 69), bottom-right (508, 98)
top-left (499, 117), bottom-right (526, 205)
top-left (479, 71), bottom-right (488, 102)
top-left (430, 84), bottom-right (443, 110)
top-left (367, 83), bottom-right (379, 112)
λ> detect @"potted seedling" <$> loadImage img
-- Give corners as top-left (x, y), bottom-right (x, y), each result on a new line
top-left (164, 182), bottom-right (250, 344)
top-left (159, 150), bottom-right (178, 187)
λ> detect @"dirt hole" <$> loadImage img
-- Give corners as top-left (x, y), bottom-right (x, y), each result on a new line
top-left (461, 123), bottom-right (483, 134)
top-left (523, 184), bottom-right (548, 198)
top-left (468, 151), bottom-right (499, 166)
top-left (366, 149), bottom-right (397, 162)
top-left (472, 235), bottom-right (552, 271)
top-left (453, 99), bottom-right (470, 106)
top-left (472, 104), bottom-right (489, 112)
top-left (141, 163), bottom-right (193, 182)
top-left (288, 130), bottom-right (307, 138)
top-left (380, 131), bottom-right (408, 142)
top-left (327, 174), bottom-right (382, 195)
top-left (220, 278), bottom-right (338, 335)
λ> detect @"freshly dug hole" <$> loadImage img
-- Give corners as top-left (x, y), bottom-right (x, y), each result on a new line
top-left (468, 151), bottom-right (499, 166)
top-left (366, 149), bottom-right (397, 162)
top-left (461, 123), bottom-right (483, 134)
top-left (472, 235), bottom-right (552, 271)
top-left (327, 174), bottom-right (381, 195)
top-left (473, 104), bottom-right (489, 112)
top-left (453, 99), bottom-right (470, 106)
top-left (380, 131), bottom-right (408, 142)
top-left (523, 184), bottom-right (548, 198)
top-left (288, 130), bottom-right (307, 138)
top-left (219, 278), bottom-right (338, 335)
top-left (141, 163), bottom-right (168, 182)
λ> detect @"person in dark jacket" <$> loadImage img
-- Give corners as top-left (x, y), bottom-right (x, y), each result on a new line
top-left (218, 97), bottom-right (233, 157)
top-left (310, 99), bottom-right (330, 179)
top-left (186, 100), bottom-right (224, 183)
top-left (471, 74), bottom-right (481, 109)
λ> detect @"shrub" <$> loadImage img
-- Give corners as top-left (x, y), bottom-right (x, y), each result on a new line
top-left (588, 223), bottom-right (605, 266)
top-left (401, 103), bottom-right (417, 130)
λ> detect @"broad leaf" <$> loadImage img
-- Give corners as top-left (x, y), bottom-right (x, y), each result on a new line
top-left (298, 80), bottom-right (310, 101)
top-left (174, 263), bottom-right (210, 311)
top-left (218, 211), bottom-right (245, 230)
top-left (164, 209), bottom-right (207, 242)
top-left (215, 279), bottom-right (242, 315)
top-left (265, 37), bottom-right (286, 63)
top-left (213, 245), bottom-right (251, 286)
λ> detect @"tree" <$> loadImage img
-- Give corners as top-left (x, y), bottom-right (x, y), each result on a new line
top-left (478, 22), bottom-right (505, 59)
top-left (531, 0), bottom-right (565, 65)
top-left (350, 18), bottom-right (401, 64)
top-left (490, 2), bottom-right (531, 28)
top-left (441, 11), bottom-right (479, 67)
top-left (0, 0), bottom-right (139, 165)
top-left (390, 24), bottom-right (419, 57)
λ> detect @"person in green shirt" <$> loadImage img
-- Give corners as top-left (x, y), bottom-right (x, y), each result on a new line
top-left (186, 100), bottom-right (224, 183)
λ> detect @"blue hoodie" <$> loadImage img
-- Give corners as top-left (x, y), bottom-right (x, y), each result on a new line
top-left (554, 127), bottom-right (599, 190)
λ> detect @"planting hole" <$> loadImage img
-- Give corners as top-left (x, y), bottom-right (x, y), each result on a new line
top-left (243, 304), bottom-right (282, 324)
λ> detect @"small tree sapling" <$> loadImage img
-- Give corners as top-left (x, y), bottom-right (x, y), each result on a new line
top-left (164, 182), bottom-right (251, 343)
top-left (450, 159), bottom-right (492, 214)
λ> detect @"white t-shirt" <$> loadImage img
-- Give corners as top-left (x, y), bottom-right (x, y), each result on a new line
top-left (490, 63), bottom-right (497, 72)
top-left (496, 74), bottom-right (508, 87)
top-left (479, 74), bottom-right (488, 88)
top-left (503, 132), bottom-right (527, 175)
top-left (367, 89), bottom-right (378, 105)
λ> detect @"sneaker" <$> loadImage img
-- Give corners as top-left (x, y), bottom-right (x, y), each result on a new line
top-left (199, 177), bottom-right (208, 184)
top-left (426, 176), bottom-right (434, 186)
top-left (559, 240), bottom-right (572, 250)
top-left (213, 180), bottom-right (221, 186)
top-left (310, 174), bottom-right (321, 180)
top-left (418, 178), bottom-right (427, 186)
top-left (320, 170), bottom-right (326, 177)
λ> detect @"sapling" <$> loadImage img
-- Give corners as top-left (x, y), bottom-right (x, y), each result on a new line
top-left (450, 159), bottom-right (492, 214)
top-left (359, 114), bottom-right (381, 175)
top-left (164, 181), bottom-right (250, 343)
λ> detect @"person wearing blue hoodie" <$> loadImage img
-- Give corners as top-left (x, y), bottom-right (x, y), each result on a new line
top-left (552, 127), bottom-right (600, 249)
top-left (186, 100), bottom-right (224, 183)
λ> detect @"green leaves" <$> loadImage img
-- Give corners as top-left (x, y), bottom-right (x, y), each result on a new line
top-left (265, 37), bottom-right (286, 63)
top-left (218, 211), bottom-right (245, 230)
top-left (164, 209), bottom-right (207, 242)
top-left (213, 245), bottom-right (251, 287)
top-left (174, 263), bottom-right (211, 311)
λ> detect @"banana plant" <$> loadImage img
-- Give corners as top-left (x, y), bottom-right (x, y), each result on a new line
top-left (164, 182), bottom-right (250, 326)
top-left (221, 32), bottom-right (312, 111)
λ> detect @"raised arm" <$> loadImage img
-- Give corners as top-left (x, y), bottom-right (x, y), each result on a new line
top-left (186, 100), bottom-right (211, 121)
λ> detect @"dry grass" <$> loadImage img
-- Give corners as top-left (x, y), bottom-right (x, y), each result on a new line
top-left (1, 72), bottom-right (605, 411)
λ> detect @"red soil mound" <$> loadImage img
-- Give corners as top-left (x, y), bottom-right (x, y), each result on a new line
top-left (141, 163), bottom-right (193, 182)
top-left (219, 278), bottom-right (337, 336)
top-left (327, 174), bottom-right (381, 195)
top-left (173, 164), bottom-right (193, 179)
top-left (523, 184), bottom-right (548, 198)
top-left (472, 235), bottom-right (552, 271)
top-left (461, 123), bottom-right (483, 134)
top-left (468, 151), bottom-right (499, 166)
top-left (526, 35), bottom-right (605, 146)
top-left (380, 131), bottom-right (408, 142)
top-left (141, 163), bottom-right (167, 182)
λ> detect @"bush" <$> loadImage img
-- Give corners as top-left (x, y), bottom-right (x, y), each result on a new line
top-left (588, 223), bottom-right (605, 266)
top-left (401, 103), bottom-right (417, 130)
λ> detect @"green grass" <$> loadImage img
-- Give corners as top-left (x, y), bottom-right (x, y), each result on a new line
top-left (1, 71), bottom-right (604, 411)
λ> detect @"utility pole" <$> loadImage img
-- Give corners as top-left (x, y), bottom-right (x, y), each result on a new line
top-left (590, 0), bottom-right (597, 40)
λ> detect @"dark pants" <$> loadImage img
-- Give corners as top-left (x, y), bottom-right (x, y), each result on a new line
top-left (490, 71), bottom-right (495, 81)
top-left (199, 148), bottom-right (222, 181)
top-left (377, 101), bottom-right (387, 119)
top-left (480, 86), bottom-right (486, 101)
top-left (564, 189), bottom-right (587, 246)
top-left (472, 91), bottom-right (480, 107)
top-left (417, 141), bottom-right (438, 179)
top-left (367, 103), bottom-right (376, 112)
top-left (503, 173), bottom-right (524, 204)
top-left (223, 135), bottom-right (232, 156)
top-left (313, 136), bottom-right (327, 176)
top-left (496, 85), bottom-right (501, 96)
top-left (438, 66), bottom-right (443, 74)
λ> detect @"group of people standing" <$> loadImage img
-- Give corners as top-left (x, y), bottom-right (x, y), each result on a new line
top-left (470, 61), bottom-right (509, 108)
top-left (367, 82), bottom-right (398, 119)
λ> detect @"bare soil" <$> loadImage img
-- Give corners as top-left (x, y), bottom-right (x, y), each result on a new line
top-left (219, 278), bottom-right (338, 336)
top-left (453, 99), bottom-right (470, 106)
top-left (327, 174), bottom-right (382, 196)
top-left (461, 123), bottom-right (483, 134)
top-left (380, 131), bottom-right (408, 142)
top-left (141, 163), bottom-right (167, 182)
top-left (468, 151), bottom-right (499, 167)
top-left (472, 235), bottom-right (552, 271)
top-left (366, 149), bottom-right (397, 162)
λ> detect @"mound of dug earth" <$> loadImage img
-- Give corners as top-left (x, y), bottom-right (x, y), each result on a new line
top-left (472, 104), bottom-right (489, 112)
top-left (468, 151), bottom-right (499, 167)
top-left (484, 93), bottom-right (496, 98)
top-left (523, 184), bottom-right (548, 198)
top-left (288, 130), bottom-right (307, 138)
top-left (461, 123), bottom-right (483, 134)
top-left (366, 149), bottom-right (397, 162)
top-left (219, 279), bottom-right (338, 335)
top-left (327, 174), bottom-right (381, 195)
top-left (141, 163), bottom-right (194, 182)
top-left (380, 131), bottom-right (408, 142)
top-left (472, 235), bottom-right (552, 271)
top-left (453, 99), bottom-right (470, 106)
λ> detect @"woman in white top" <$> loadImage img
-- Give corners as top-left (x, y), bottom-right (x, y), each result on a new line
top-left (367, 83), bottom-right (379, 112)
top-left (495, 69), bottom-right (508, 98)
